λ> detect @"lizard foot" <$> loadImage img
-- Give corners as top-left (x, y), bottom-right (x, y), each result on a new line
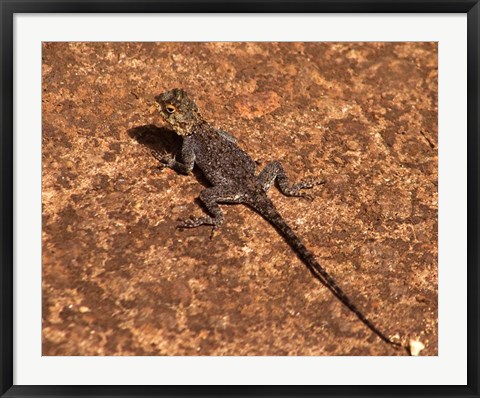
top-left (294, 177), bottom-right (327, 190)
top-left (177, 216), bottom-right (214, 229)
top-left (309, 177), bottom-right (327, 187)
top-left (151, 150), bottom-right (174, 169)
top-left (283, 178), bottom-right (326, 200)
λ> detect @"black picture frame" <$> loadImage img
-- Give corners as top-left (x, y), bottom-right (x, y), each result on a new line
top-left (1, 1), bottom-right (478, 397)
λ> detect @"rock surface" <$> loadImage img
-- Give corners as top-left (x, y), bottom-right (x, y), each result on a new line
top-left (42, 42), bottom-right (438, 356)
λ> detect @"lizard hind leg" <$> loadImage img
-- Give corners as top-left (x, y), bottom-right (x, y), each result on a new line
top-left (257, 160), bottom-right (325, 200)
top-left (177, 185), bottom-right (244, 237)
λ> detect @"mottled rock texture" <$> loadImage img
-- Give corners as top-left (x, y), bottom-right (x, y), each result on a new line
top-left (42, 42), bottom-right (437, 356)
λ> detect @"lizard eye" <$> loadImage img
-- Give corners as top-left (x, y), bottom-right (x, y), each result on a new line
top-left (165, 104), bottom-right (176, 114)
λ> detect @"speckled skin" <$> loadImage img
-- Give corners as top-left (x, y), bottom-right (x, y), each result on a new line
top-left (154, 88), bottom-right (403, 349)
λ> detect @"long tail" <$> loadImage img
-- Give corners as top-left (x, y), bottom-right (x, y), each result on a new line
top-left (248, 194), bottom-right (402, 348)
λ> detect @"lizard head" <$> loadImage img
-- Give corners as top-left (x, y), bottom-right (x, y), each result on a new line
top-left (155, 88), bottom-right (203, 136)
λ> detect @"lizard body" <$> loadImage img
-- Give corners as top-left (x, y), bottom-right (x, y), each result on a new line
top-left (153, 88), bottom-right (402, 349)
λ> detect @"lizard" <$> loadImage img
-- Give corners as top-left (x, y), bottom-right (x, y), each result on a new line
top-left (151, 88), bottom-right (403, 350)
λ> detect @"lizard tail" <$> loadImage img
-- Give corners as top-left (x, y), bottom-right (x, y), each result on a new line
top-left (248, 194), bottom-right (403, 349)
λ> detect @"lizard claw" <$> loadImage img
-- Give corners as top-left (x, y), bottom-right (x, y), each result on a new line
top-left (209, 225), bottom-right (220, 240)
top-left (286, 178), bottom-right (325, 200)
top-left (151, 150), bottom-right (173, 168)
top-left (176, 217), bottom-right (221, 239)
top-left (311, 178), bottom-right (327, 187)
top-left (176, 217), bottom-right (197, 229)
top-left (301, 193), bottom-right (314, 201)
top-left (177, 216), bottom-right (213, 229)
top-left (300, 177), bottom-right (327, 189)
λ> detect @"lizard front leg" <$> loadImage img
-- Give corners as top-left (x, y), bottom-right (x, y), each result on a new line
top-left (152, 135), bottom-right (195, 175)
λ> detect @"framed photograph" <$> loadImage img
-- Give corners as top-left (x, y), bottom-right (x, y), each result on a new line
top-left (1, 1), bottom-right (478, 397)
